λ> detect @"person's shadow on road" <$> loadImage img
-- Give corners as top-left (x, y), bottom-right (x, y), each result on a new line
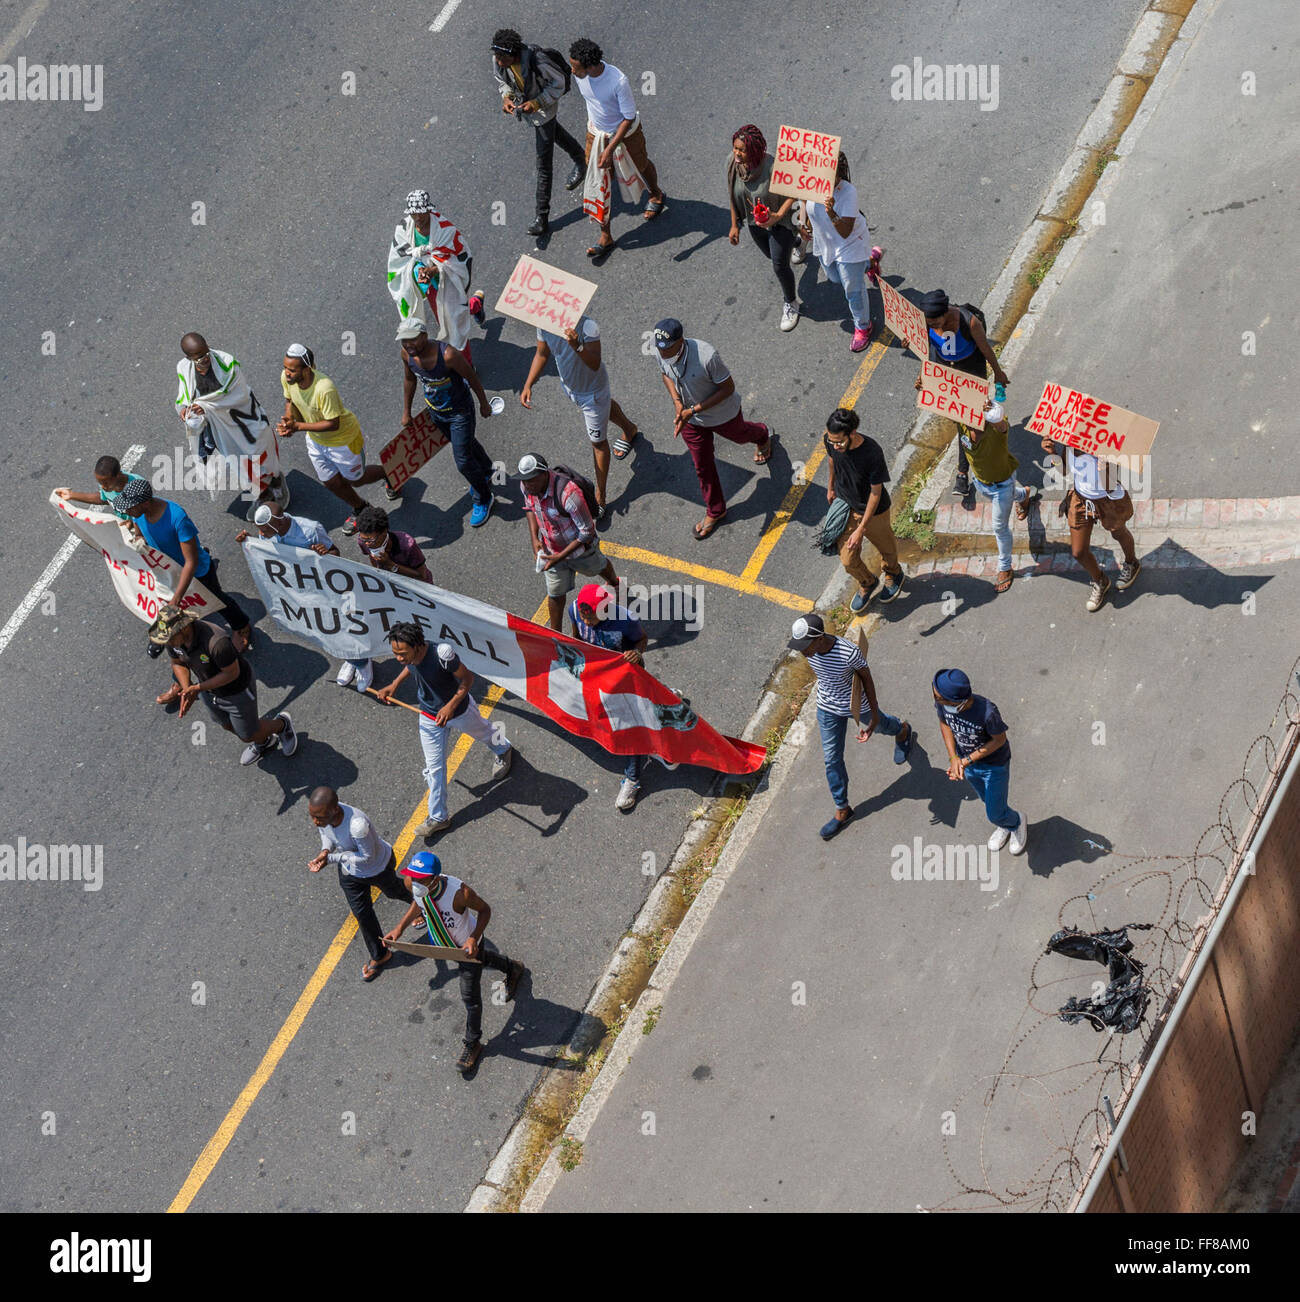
top-left (1022, 817), bottom-right (1112, 879)
top-left (849, 737), bottom-right (968, 830)
top-left (451, 749), bottom-right (588, 838)
top-left (262, 731), bottom-right (359, 816)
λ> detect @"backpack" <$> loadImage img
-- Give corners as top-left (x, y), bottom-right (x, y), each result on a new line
top-left (957, 302), bottom-right (988, 333)
top-left (550, 463), bottom-right (600, 520)
top-left (535, 45), bottom-right (572, 95)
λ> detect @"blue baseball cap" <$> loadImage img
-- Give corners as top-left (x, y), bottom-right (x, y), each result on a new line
top-left (933, 668), bottom-right (972, 701)
top-left (653, 318), bottom-right (683, 347)
top-left (400, 851), bottom-right (442, 879)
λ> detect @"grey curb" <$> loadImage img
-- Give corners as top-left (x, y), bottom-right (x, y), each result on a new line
top-left (889, 0), bottom-right (1209, 499)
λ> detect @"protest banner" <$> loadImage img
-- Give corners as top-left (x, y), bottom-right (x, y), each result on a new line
top-left (917, 359), bottom-right (991, 429)
top-left (241, 538), bottom-right (766, 774)
top-left (385, 938), bottom-right (480, 963)
top-left (768, 125), bottom-right (841, 202)
top-left (494, 254), bottom-right (597, 334)
top-left (378, 408), bottom-right (452, 492)
top-left (50, 493), bottom-right (222, 624)
top-left (880, 278), bottom-right (930, 358)
top-left (1026, 383), bottom-right (1160, 463)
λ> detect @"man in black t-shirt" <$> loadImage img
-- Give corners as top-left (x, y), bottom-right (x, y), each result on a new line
top-left (150, 605), bottom-right (297, 767)
top-left (823, 408), bottom-right (905, 612)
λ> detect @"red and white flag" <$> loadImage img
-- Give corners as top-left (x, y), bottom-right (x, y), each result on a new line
top-left (242, 539), bottom-right (765, 774)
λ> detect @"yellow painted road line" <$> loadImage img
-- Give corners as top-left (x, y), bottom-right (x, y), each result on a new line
top-left (739, 328), bottom-right (895, 586)
top-left (599, 541), bottom-right (812, 612)
top-left (168, 606), bottom-right (542, 1212)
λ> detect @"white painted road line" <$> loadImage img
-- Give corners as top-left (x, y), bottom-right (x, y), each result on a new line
top-left (428, 0), bottom-right (462, 34)
top-left (0, 444), bottom-right (146, 658)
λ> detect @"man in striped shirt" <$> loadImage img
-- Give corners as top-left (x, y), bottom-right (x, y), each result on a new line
top-left (789, 613), bottom-right (913, 840)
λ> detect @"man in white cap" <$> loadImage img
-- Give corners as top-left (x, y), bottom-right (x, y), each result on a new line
top-left (515, 452), bottom-right (619, 630)
top-left (175, 331), bottom-right (287, 515)
top-left (387, 190), bottom-right (483, 357)
top-left (235, 503), bottom-right (375, 691)
top-left (788, 612), bottom-right (912, 841)
top-left (278, 343), bottom-right (396, 536)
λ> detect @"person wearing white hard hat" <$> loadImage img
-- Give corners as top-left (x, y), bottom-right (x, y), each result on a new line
top-left (235, 503), bottom-right (374, 691)
top-left (957, 399), bottom-right (1038, 595)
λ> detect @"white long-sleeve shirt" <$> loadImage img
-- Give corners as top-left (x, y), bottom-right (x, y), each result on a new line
top-left (318, 804), bottom-right (393, 878)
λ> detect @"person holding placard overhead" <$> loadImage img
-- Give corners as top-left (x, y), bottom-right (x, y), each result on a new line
top-left (726, 124), bottom-right (801, 333)
top-left (798, 152), bottom-right (884, 352)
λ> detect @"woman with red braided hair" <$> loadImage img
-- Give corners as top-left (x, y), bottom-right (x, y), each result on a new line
top-left (726, 125), bottom-right (802, 333)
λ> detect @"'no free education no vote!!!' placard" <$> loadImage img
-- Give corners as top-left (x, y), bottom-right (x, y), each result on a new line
top-left (1026, 383), bottom-right (1160, 462)
top-left (769, 125), bottom-right (842, 201)
top-left (917, 359), bottom-right (991, 429)
top-left (495, 254), bottom-right (597, 335)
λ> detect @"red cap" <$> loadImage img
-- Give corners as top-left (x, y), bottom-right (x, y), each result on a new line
top-left (575, 583), bottom-right (612, 617)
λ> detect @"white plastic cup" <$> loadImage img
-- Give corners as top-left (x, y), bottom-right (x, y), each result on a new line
top-left (535, 551), bottom-right (549, 573)
top-left (489, 395), bottom-right (506, 416)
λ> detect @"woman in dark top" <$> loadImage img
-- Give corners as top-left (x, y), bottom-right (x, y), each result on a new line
top-left (726, 124), bottom-right (801, 333)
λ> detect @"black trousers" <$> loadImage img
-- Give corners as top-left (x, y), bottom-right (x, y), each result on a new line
top-left (748, 222), bottom-right (798, 303)
top-left (534, 117), bottom-right (586, 221)
top-left (199, 558), bottom-right (251, 633)
top-left (339, 856), bottom-right (412, 961)
top-left (458, 938), bottom-right (514, 1045)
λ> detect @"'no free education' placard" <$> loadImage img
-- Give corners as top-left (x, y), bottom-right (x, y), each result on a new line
top-left (917, 359), bottom-right (990, 429)
top-left (495, 254), bottom-right (597, 335)
top-left (769, 125), bottom-right (841, 201)
top-left (1027, 382), bottom-right (1160, 462)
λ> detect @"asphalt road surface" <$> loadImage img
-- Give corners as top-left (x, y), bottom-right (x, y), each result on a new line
top-left (0, 0), bottom-right (1149, 1211)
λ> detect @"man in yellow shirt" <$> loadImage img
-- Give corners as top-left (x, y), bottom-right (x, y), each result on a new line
top-left (278, 343), bottom-right (397, 535)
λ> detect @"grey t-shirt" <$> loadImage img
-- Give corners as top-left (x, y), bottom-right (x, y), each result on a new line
top-left (657, 338), bottom-right (742, 427)
top-left (539, 316), bottom-right (610, 400)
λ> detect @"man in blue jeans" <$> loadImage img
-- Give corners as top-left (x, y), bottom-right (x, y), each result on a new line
top-left (933, 667), bottom-right (1027, 855)
top-left (789, 613), bottom-right (913, 840)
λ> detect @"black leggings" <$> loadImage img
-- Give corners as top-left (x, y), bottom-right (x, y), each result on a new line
top-left (747, 222), bottom-right (797, 303)
top-left (200, 558), bottom-right (251, 633)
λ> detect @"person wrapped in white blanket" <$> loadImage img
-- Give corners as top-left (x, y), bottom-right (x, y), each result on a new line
top-left (387, 190), bottom-right (483, 358)
top-left (175, 332), bottom-right (287, 512)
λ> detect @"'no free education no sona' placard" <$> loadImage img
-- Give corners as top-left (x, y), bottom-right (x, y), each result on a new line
top-left (769, 125), bottom-right (841, 201)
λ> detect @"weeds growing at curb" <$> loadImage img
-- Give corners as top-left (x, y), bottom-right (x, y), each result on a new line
top-left (642, 1005), bottom-right (660, 1035)
top-left (557, 1137), bottom-right (583, 1172)
top-left (1028, 219), bottom-right (1080, 288)
top-left (1094, 150), bottom-right (1120, 178)
top-left (893, 473), bottom-right (937, 549)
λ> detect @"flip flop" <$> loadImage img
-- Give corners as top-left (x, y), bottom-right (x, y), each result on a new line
top-left (994, 570), bottom-right (1015, 593)
top-left (643, 195), bottom-right (667, 221)
top-left (612, 429), bottom-right (640, 459)
top-left (693, 513), bottom-right (725, 540)
top-left (753, 434), bottom-right (775, 465)
top-left (586, 240), bottom-right (616, 264)
top-left (1015, 488), bottom-right (1041, 522)
top-left (362, 952), bottom-right (392, 982)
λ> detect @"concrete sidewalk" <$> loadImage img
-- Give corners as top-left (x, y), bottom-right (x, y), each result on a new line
top-left (535, 0), bottom-right (1300, 1212)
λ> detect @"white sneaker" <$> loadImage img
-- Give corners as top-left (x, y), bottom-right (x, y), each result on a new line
top-left (779, 301), bottom-right (800, 332)
top-left (492, 746), bottom-right (514, 779)
top-left (276, 711), bottom-right (298, 757)
top-left (790, 241), bottom-right (808, 266)
top-left (352, 660), bottom-right (374, 692)
top-left (615, 778), bottom-right (640, 811)
top-left (335, 661), bottom-right (357, 688)
top-left (987, 825), bottom-right (1011, 852)
top-left (1009, 817), bottom-right (1028, 856)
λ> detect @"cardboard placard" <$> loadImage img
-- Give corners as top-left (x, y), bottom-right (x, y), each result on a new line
top-left (880, 279), bottom-right (930, 359)
top-left (1026, 383), bottom-right (1160, 463)
top-left (917, 359), bottom-right (991, 429)
top-left (386, 937), bottom-right (479, 963)
top-left (379, 408), bottom-right (452, 491)
top-left (769, 125), bottom-right (841, 202)
top-left (494, 254), bottom-right (597, 335)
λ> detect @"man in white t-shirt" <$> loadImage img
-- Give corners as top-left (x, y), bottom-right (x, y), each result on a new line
top-left (568, 37), bottom-right (666, 259)
top-left (1042, 436), bottom-right (1142, 612)
top-left (521, 312), bottom-right (640, 515)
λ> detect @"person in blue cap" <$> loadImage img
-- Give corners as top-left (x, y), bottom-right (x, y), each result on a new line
top-left (789, 613), bottom-right (913, 840)
top-left (385, 852), bottom-right (525, 1075)
top-left (932, 668), bottom-right (1027, 855)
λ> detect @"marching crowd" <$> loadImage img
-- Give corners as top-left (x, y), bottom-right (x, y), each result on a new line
top-left (53, 30), bottom-right (1148, 1075)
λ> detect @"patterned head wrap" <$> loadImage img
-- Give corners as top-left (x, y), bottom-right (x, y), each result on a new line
top-left (404, 189), bottom-right (434, 215)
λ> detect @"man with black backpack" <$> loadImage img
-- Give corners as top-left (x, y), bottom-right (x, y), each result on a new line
top-left (491, 28), bottom-right (586, 240)
top-left (515, 452), bottom-right (620, 630)
top-left (916, 290), bottom-right (1010, 500)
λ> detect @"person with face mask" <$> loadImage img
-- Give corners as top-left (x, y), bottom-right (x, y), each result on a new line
top-left (933, 668), bottom-right (1027, 856)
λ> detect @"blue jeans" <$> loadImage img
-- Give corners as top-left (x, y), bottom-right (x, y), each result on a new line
top-left (433, 407), bottom-right (494, 506)
top-left (817, 705), bottom-right (904, 810)
top-left (964, 759), bottom-right (1020, 830)
top-left (971, 474), bottom-right (1029, 571)
top-left (624, 754), bottom-right (643, 784)
top-left (824, 257), bottom-right (870, 330)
